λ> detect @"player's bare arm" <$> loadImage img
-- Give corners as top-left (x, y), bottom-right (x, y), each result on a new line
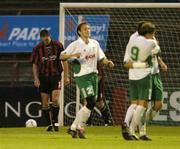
top-left (60, 52), bottom-right (81, 61)
top-left (101, 58), bottom-right (114, 68)
top-left (123, 60), bottom-right (149, 69)
top-left (158, 56), bottom-right (167, 72)
top-left (32, 64), bottom-right (40, 88)
top-left (62, 61), bottom-right (70, 85)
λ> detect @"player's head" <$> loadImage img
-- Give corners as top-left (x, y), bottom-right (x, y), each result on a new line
top-left (77, 22), bottom-right (91, 38)
top-left (137, 21), bottom-right (147, 32)
top-left (138, 21), bottom-right (156, 38)
top-left (40, 29), bottom-right (51, 45)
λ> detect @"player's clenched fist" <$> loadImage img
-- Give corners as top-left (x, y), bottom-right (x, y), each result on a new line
top-left (107, 60), bottom-right (114, 68)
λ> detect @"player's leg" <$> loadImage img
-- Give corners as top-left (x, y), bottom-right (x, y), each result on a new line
top-left (39, 74), bottom-right (52, 131)
top-left (50, 75), bottom-right (61, 131)
top-left (86, 78), bottom-right (113, 126)
top-left (69, 105), bottom-right (91, 138)
top-left (70, 75), bottom-right (92, 131)
top-left (124, 101), bottom-right (137, 127)
top-left (122, 80), bottom-right (138, 140)
top-left (97, 78), bottom-right (113, 126)
top-left (138, 100), bottom-right (162, 140)
top-left (78, 73), bottom-right (98, 138)
top-left (146, 73), bottom-right (163, 121)
top-left (138, 74), bottom-right (163, 140)
top-left (138, 74), bottom-right (156, 139)
top-left (96, 99), bottom-right (113, 126)
top-left (86, 111), bottom-right (93, 126)
top-left (138, 106), bottom-right (152, 141)
top-left (69, 73), bottom-right (98, 138)
top-left (146, 101), bottom-right (162, 121)
top-left (137, 100), bottom-right (160, 141)
top-left (130, 100), bottom-right (147, 140)
top-left (85, 99), bottom-right (93, 126)
top-left (68, 104), bottom-right (83, 138)
top-left (41, 93), bottom-right (52, 131)
top-left (51, 90), bottom-right (60, 131)
top-left (140, 73), bottom-right (163, 136)
top-left (129, 75), bottom-right (152, 140)
top-left (122, 101), bottom-right (137, 140)
top-left (86, 100), bottom-right (113, 126)
top-left (139, 74), bottom-right (163, 138)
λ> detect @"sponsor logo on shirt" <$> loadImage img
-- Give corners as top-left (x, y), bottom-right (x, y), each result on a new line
top-left (85, 54), bottom-right (95, 60)
top-left (41, 55), bottom-right (57, 61)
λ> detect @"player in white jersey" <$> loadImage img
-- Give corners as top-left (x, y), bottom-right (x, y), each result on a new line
top-left (60, 22), bottom-right (114, 138)
top-left (147, 54), bottom-right (167, 120)
top-left (122, 21), bottom-right (160, 140)
top-left (139, 51), bottom-right (167, 140)
top-left (122, 21), bottom-right (147, 140)
top-left (122, 22), bottom-right (167, 141)
top-left (122, 21), bottom-right (150, 140)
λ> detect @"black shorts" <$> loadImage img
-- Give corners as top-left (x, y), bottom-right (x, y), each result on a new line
top-left (39, 74), bottom-right (61, 94)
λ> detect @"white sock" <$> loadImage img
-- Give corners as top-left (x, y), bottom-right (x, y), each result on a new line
top-left (71, 111), bottom-right (81, 131)
top-left (146, 107), bottom-right (157, 121)
top-left (139, 107), bottom-right (157, 137)
top-left (139, 111), bottom-right (147, 137)
top-left (71, 106), bottom-right (91, 130)
top-left (124, 104), bottom-right (137, 127)
top-left (130, 105), bottom-right (146, 135)
top-left (78, 106), bottom-right (91, 129)
top-left (139, 123), bottom-right (146, 137)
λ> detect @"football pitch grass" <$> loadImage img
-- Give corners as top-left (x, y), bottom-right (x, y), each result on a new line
top-left (1, 126), bottom-right (180, 149)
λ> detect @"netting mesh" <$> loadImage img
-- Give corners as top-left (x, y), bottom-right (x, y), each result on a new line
top-left (60, 7), bottom-right (180, 126)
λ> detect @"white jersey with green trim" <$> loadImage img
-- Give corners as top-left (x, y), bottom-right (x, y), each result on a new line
top-left (124, 33), bottom-right (160, 80)
top-left (62, 38), bottom-right (106, 77)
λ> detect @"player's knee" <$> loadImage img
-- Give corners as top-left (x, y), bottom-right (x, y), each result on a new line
top-left (52, 100), bottom-right (59, 107)
top-left (51, 96), bottom-right (59, 107)
top-left (138, 100), bottom-right (148, 108)
top-left (42, 105), bottom-right (50, 110)
top-left (154, 101), bottom-right (163, 111)
top-left (86, 96), bottom-right (96, 110)
top-left (96, 99), bottom-right (105, 110)
top-left (42, 101), bottom-right (49, 108)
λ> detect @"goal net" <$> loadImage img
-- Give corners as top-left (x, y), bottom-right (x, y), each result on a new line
top-left (59, 3), bottom-right (180, 126)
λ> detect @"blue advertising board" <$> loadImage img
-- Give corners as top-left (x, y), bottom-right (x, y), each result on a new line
top-left (0, 16), bottom-right (58, 53)
top-left (0, 15), bottom-right (110, 53)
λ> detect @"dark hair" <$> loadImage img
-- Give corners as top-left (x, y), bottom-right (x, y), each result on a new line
top-left (77, 22), bottom-right (89, 37)
top-left (138, 22), bottom-right (156, 36)
top-left (40, 29), bottom-right (50, 37)
top-left (137, 21), bottom-right (147, 32)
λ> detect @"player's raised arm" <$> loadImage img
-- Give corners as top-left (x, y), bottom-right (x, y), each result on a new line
top-left (60, 41), bottom-right (81, 61)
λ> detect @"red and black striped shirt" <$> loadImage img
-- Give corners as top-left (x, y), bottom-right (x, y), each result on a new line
top-left (30, 40), bottom-right (64, 76)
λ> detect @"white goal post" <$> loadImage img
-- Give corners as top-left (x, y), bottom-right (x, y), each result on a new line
top-left (59, 3), bottom-right (180, 126)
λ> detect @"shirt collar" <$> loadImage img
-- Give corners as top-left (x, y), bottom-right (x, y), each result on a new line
top-left (78, 37), bottom-right (90, 44)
